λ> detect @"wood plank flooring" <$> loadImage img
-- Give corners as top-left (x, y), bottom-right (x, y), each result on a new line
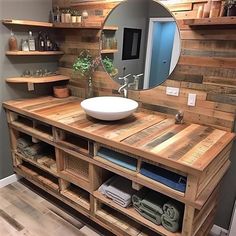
top-left (0, 179), bottom-right (111, 236)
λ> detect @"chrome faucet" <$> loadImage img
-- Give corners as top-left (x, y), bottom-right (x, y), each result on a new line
top-left (128, 73), bottom-right (143, 90)
top-left (118, 74), bottom-right (131, 98)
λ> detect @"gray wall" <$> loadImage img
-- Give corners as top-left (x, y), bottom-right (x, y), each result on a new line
top-left (0, 0), bottom-right (57, 180)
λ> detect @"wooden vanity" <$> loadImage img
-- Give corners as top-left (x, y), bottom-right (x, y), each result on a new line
top-left (3, 96), bottom-right (235, 236)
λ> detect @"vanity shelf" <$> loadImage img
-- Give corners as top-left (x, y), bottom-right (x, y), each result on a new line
top-left (103, 26), bottom-right (118, 31)
top-left (101, 49), bottom-right (118, 54)
top-left (6, 51), bottom-right (64, 56)
top-left (53, 22), bottom-right (102, 29)
top-left (94, 191), bottom-right (182, 236)
top-left (6, 75), bottom-right (70, 84)
top-left (2, 19), bottom-right (53, 28)
top-left (183, 16), bottom-right (236, 26)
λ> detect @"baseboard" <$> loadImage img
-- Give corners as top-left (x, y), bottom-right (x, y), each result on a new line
top-left (0, 174), bottom-right (21, 188)
top-left (210, 224), bottom-right (228, 236)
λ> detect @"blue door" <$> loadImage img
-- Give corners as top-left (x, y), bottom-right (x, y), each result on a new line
top-left (149, 21), bottom-right (176, 88)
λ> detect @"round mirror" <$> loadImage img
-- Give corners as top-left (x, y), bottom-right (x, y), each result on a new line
top-left (101, 0), bottom-right (181, 90)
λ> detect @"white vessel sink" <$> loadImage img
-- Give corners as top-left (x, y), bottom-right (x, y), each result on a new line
top-left (81, 96), bottom-right (138, 121)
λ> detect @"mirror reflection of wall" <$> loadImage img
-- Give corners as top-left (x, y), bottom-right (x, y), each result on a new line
top-left (101, 0), bottom-right (181, 91)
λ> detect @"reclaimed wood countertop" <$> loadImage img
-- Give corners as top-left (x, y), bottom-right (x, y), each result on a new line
top-left (3, 96), bottom-right (235, 175)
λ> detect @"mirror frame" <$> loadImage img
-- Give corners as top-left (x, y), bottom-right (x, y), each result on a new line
top-left (100, 0), bottom-right (182, 91)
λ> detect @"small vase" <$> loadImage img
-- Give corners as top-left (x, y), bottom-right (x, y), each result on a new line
top-left (86, 76), bottom-right (93, 98)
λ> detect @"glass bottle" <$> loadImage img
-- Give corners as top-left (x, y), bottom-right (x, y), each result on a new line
top-left (8, 30), bottom-right (18, 51)
top-left (28, 31), bottom-right (36, 51)
top-left (38, 32), bottom-right (45, 51)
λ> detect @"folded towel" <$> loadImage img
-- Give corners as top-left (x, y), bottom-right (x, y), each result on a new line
top-left (17, 138), bottom-right (32, 150)
top-left (24, 143), bottom-right (46, 159)
top-left (161, 215), bottom-right (179, 233)
top-left (132, 187), bottom-right (149, 207)
top-left (105, 176), bottom-right (136, 207)
top-left (140, 163), bottom-right (187, 192)
top-left (98, 176), bottom-right (116, 195)
top-left (139, 205), bottom-right (162, 225)
top-left (97, 147), bottom-right (137, 171)
top-left (140, 191), bottom-right (167, 215)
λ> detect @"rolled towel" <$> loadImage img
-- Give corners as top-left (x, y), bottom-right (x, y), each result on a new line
top-left (140, 191), bottom-right (167, 215)
top-left (17, 138), bottom-right (32, 150)
top-left (132, 187), bottom-right (149, 207)
top-left (162, 201), bottom-right (184, 222)
top-left (161, 215), bottom-right (179, 233)
top-left (139, 205), bottom-right (162, 225)
top-left (105, 176), bottom-right (136, 208)
top-left (98, 176), bottom-right (117, 195)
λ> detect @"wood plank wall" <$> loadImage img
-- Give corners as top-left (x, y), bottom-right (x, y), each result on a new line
top-left (53, 0), bottom-right (236, 132)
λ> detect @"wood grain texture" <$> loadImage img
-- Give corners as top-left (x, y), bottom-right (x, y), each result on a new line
top-left (3, 96), bottom-right (235, 174)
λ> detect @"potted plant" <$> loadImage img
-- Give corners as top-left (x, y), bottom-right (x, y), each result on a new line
top-left (224, 0), bottom-right (236, 16)
top-left (73, 50), bottom-right (101, 98)
top-left (102, 57), bottom-right (118, 78)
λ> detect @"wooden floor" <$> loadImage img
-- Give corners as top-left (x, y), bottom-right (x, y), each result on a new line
top-left (0, 179), bottom-right (112, 236)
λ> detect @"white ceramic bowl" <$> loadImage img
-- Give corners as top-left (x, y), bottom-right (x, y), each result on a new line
top-left (81, 96), bottom-right (138, 121)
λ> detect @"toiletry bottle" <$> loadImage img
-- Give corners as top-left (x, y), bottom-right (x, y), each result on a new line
top-left (28, 31), bottom-right (36, 51)
top-left (38, 32), bottom-right (45, 51)
top-left (8, 30), bottom-right (18, 51)
top-left (56, 6), bottom-right (61, 22)
top-left (45, 34), bottom-right (52, 51)
top-left (22, 39), bottom-right (29, 51)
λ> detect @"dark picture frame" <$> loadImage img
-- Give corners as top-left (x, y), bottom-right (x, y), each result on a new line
top-left (122, 28), bottom-right (142, 60)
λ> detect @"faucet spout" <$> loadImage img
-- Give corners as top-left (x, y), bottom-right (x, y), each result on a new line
top-left (118, 74), bottom-right (131, 98)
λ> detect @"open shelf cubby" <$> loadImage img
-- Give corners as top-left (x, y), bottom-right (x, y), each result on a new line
top-left (61, 182), bottom-right (90, 211)
top-left (10, 113), bottom-right (53, 142)
top-left (16, 160), bottom-right (59, 191)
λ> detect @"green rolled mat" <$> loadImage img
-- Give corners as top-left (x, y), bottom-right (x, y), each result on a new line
top-left (132, 187), bottom-right (149, 207)
top-left (161, 215), bottom-right (179, 233)
top-left (139, 205), bottom-right (162, 225)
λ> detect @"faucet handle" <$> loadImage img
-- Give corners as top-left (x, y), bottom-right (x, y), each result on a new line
top-left (118, 74), bottom-right (131, 80)
top-left (133, 73), bottom-right (143, 79)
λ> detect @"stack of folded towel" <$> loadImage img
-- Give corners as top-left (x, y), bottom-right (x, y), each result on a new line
top-left (132, 188), bottom-right (184, 233)
top-left (140, 163), bottom-right (187, 193)
top-left (17, 138), bottom-right (47, 160)
top-left (132, 188), bottom-right (167, 225)
top-left (161, 200), bottom-right (184, 233)
top-left (98, 175), bottom-right (136, 208)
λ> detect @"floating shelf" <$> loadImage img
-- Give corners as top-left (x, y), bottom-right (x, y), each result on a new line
top-left (53, 22), bottom-right (102, 29)
top-left (6, 51), bottom-right (64, 56)
top-left (2, 19), bottom-right (53, 28)
top-left (103, 26), bottom-right (118, 31)
top-left (6, 75), bottom-right (70, 84)
top-left (101, 49), bottom-right (118, 54)
top-left (184, 16), bottom-right (236, 26)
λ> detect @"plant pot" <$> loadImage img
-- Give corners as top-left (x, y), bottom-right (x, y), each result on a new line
top-left (53, 86), bottom-right (70, 98)
top-left (227, 5), bottom-right (236, 16)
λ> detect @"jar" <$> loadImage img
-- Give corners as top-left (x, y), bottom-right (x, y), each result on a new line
top-left (197, 5), bottom-right (204, 18)
top-left (76, 15), bottom-right (82, 23)
top-left (203, 0), bottom-right (212, 18)
top-left (71, 16), bottom-right (77, 23)
top-left (65, 13), bottom-right (71, 23)
top-left (209, 0), bottom-right (221, 17)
